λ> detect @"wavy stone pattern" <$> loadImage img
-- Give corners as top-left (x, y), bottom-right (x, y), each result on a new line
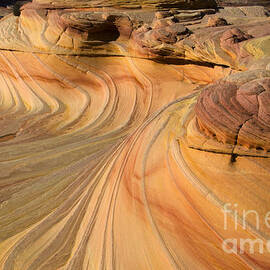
top-left (1, 1), bottom-right (270, 270)
top-left (1, 3), bottom-right (270, 69)
top-left (195, 74), bottom-right (270, 151)
top-left (132, 17), bottom-right (270, 69)
top-left (0, 8), bottom-right (134, 55)
top-left (0, 48), bottom-right (242, 269)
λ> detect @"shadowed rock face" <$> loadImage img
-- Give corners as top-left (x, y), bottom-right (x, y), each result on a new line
top-left (0, 0), bottom-right (16, 6)
top-left (0, 7), bottom-right (134, 54)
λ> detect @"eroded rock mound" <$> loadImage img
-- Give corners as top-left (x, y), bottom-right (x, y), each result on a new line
top-left (207, 16), bottom-right (228, 27)
top-left (194, 70), bottom-right (270, 152)
top-left (0, 1), bottom-right (270, 67)
top-left (130, 6), bottom-right (270, 68)
top-left (131, 14), bottom-right (191, 58)
top-left (0, 7), bottom-right (133, 54)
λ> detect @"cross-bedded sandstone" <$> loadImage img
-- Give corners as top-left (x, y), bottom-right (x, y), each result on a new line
top-left (0, 1), bottom-right (270, 270)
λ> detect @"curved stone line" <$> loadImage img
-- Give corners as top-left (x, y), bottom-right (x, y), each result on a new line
top-left (0, 2), bottom-right (270, 269)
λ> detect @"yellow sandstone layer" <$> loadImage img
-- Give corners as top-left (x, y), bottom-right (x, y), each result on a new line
top-left (0, 1), bottom-right (270, 269)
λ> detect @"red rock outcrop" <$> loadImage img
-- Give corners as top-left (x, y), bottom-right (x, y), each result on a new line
top-left (194, 70), bottom-right (270, 152)
top-left (130, 6), bottom-right (270, 68)
top-left (131, 14), bottom-right (191, 58)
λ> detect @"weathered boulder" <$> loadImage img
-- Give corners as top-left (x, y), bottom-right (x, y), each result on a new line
top-left (131, 15), bottom-right (190, 58)
top-left (207, 16), bottom-right (228, 27)
top-left (191, 69), bottom-right (270, 155)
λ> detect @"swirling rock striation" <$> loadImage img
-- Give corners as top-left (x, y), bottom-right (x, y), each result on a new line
top-left (0, 1), bottom-right (270, 270)
top-left (0, 0), bottom-right (269, 69)
top-left (0, 7), bottom-right (134, 54)
top-left (195, 71), bottom-right (270, 151)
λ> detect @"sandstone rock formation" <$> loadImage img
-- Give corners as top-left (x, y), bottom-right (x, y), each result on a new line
top-left (189, 70), bottom-right (270, 155)
top-left (0, 7), bottom-right (134, 55)
top-left (207, 16), bottom-right (228, 27)
top-left (31, 0), bottom-right (217, 9)
top-left (127, 5), bottom-right (270, 73)
top-left (0, 0), bottom-right (270, 270)
top-left (0, 0), bottom-right (269, 69)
